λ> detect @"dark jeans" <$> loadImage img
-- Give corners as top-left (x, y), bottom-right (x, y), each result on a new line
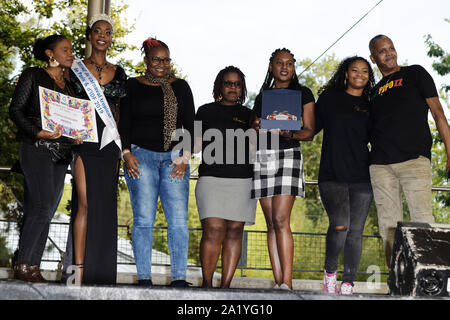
top-left (17, 142), bottom-right (67, 266)
top-left (319, 181), bottom-right (373, 285)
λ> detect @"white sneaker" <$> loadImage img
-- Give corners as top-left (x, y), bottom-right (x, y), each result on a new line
top-left (272, 284), bottom-right (280, 289)
top-left (339, 282), bottom-right (353, 295)
top-left (279, 283), bottom-right (292, 291)
top-left (323, 270), bottom-right (338, 294)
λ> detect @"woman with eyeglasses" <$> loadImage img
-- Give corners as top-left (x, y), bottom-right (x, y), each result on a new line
top-left (118, 37), bottom-right (195, 288)
top-left (250, 48), bottom-right (315, 290)
top-left (194, 66), bottom-right (257, 289)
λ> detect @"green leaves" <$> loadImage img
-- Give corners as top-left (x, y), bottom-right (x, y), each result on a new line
top-left (424, 28), bottom-right (450, 86)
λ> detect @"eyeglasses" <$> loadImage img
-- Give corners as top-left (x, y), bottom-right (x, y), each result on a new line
top-left (223, 80), bottom-right (242, 88)
top-left (150, 56), bottom-right (171, 65)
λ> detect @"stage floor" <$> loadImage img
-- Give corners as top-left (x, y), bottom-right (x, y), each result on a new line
top-left (1, 279), bottom-right (448, 301)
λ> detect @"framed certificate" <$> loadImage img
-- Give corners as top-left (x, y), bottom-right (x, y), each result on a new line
top-left (260, 89), bottom-right (302, 131)
top-left (39, 86), bottom-right (98, 142)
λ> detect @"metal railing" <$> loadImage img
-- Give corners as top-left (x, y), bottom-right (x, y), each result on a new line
top-left (1, 164), bottom-right (448, 281)
top-left (0, 219), bottom-right (389, 281)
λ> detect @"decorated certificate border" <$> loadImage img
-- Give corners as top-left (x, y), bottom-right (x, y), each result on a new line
top-left (39, 86), bottom-right (98, 142)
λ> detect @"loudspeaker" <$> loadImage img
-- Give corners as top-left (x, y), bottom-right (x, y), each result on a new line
top-left (388, 221), bottom-right (450, 297)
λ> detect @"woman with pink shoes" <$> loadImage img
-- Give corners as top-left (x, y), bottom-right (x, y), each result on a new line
top-left (314, 56), bottom-right (375, 295)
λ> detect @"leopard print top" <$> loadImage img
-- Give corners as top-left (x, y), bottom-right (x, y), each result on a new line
top-left (144, 72), bottom-right (178, 151)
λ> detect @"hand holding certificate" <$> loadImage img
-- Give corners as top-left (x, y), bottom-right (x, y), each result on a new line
top-left (260, 89), bottom-right (302, 131)
top-left (39, 86), bottom-right (98, 142)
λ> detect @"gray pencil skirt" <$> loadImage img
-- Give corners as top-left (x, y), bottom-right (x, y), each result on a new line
top-left (195, 176), bottom-right (257, 225)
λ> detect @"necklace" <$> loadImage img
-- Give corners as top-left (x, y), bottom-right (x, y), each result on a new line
top-left (46, 68), bottom-right (65, 85)
top-left (88, 59), bottom-right (109, 81)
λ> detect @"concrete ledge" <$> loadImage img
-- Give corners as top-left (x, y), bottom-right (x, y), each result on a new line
top-left (0, 267), bottom-right (387, 295)
top-left (1, 278), bottom-right (445, 301)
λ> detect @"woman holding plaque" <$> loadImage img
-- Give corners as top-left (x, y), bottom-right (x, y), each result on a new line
top-left (315, 56), bottom-right (374, 295)
top-left (195, 66), bottom-right (257, 289)
top-left (118, 37), bottom-right (195, 288)
top-left (250, 48), bottom-right (315, 290)
top-left (62, 13), bottom-right (127, 285)
top-left (9, 34), bottom-right (76, 283)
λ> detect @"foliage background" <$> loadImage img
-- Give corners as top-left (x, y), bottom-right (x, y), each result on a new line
top-left (0, 1), bottom-right (448, 280)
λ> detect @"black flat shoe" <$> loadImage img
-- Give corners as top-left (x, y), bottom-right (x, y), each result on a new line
top-left (170, 280), bottom-right (192, 288)
top-left (138, 279), bottom-right (153, 287)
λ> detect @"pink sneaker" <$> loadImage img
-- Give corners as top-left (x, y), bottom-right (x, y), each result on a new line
top-left (323, 270), bottom-right (337, 294)
top-left (339, 282), bottom-right (353, 295)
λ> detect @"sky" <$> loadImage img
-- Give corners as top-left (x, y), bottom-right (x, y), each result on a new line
top-left (122, 0), bottom-right (449, 116)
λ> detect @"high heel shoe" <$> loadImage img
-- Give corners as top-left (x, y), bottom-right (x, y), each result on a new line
top-left (201, 280), bottom-right (212, 289)
top-left (74, 264), bottom-right (84, 284)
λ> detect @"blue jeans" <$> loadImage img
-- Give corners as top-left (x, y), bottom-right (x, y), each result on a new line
top-left (125, 145), bottom-right (190, 281)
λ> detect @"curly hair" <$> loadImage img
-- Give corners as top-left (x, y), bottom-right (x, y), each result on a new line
top-left (259, 48), bottom-right (302, 92)
top-left (213, 66), bottom-right (247, 104)
top-left (318, 56), bottom-right (375, 99)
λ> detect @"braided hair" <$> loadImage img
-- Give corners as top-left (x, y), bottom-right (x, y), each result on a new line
top-left (318, 56), bottom-right (375, 99)
top-left (141, 37), bottom-right (170, 57)
top-left (259, 48), bottom-right (302, 93)
top-left (213, 66), bottom-right (247, 104)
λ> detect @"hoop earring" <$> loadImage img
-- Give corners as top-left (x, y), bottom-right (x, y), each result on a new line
top-left (216, 94), bottom-right (223, 102)
top-left (49, 57), bottom-right (60, 68)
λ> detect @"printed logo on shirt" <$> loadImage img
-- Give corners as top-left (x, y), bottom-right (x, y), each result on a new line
top-left (354, 105), bottom-right (369, 115)
top-left (376, 78), bottom-right (403, 97)
top-left (233, 117), bottom-right (247, 125)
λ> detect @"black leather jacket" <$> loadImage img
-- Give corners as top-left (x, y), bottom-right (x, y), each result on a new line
top-left (9, 67), bottom-right (73, 144)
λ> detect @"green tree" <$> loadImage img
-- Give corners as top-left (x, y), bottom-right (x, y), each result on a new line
top-left (0, 0), bottom-right (137, 221)
top-left (296, 54), bottom-right (339, 230)
top-left (425, 20), bottom-right (450, 93)
top-left (424, 20), bottom-right (450, 221)
top-left (0, 0), bottom-right (32, 218)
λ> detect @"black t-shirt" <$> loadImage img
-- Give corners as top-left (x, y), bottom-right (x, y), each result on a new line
top-left (119, 77), bottom-right (195, 152)
top-left (315, 88), bottom-right (371, 183)
top-left (251, 86), bottom-right (315, 150)
top-left (369, 65), bottom-right (438, 164)
top-left (195, 102), bottom-right (253, 178)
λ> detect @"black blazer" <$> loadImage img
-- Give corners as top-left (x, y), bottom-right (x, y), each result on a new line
top-left (9, 67), bottom-right (74, 144)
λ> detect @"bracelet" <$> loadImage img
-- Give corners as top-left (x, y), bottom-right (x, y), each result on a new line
top-left (122, 149), bottom-right (130, 157)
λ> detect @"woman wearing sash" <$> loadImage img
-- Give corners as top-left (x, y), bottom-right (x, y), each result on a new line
top-left (250, 48), bottom-right (315, 290)
top-left (118, 37), bottom-right (195, 288)
top-left (9, 34), bottom-right (75, 283)
top-left (62, 14), bottom-right (127, 285)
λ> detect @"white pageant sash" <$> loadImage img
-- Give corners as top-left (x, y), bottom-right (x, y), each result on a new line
top-left (71, 59), bottom-right (122, 151)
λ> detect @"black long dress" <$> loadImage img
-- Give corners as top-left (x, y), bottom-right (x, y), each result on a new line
top-left (61, 65), bottom-right (127, 285)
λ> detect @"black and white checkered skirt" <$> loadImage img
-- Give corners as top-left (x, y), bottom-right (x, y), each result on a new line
top-left (251, 147), bottom-right (305, 199)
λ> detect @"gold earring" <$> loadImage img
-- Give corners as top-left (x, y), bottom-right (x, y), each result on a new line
top-left (49, 57), bottom-right (59, 68)
top-left (216, 94), bottom-right (223, 102)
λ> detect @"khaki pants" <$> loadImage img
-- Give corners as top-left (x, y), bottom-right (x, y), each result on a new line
top-left (369, 156), bottom-right (434, 267)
